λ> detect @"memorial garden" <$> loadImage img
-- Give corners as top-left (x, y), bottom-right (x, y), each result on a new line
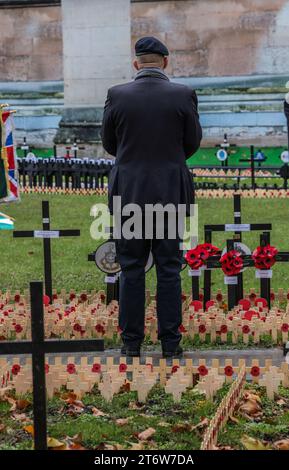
top-left (1, 0), bottom-right (289, 458)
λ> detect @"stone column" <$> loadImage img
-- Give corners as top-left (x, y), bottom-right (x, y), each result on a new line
top-left (55, 0), bottom-right (132, 153)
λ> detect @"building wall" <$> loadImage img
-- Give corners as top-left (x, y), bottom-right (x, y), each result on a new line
top-left (0, 3), bottom-right (62, 81)
top-left (0, 0), bottom-right (288, 82)
top-left (131, 0), bottom-right (289, 77)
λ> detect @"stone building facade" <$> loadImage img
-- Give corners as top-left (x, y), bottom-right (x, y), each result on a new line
top-left (0, 0), bottom-right (288, 82)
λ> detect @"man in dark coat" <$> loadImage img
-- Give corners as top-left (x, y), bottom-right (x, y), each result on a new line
top-left (101, 36), bottom-right (202, 358)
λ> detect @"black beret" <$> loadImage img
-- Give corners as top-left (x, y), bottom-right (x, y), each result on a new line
top-left (135, 36), bottom-right (169, 57)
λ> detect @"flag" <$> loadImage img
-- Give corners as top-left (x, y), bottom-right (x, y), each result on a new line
top-left (0, 108), bottom-right (20, 203)
top-left (0, 211), bottom-right (14, 230)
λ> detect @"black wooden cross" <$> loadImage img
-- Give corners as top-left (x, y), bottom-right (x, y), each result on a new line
top-left (0, 281), bottom-right (104, 450)
top-left (202, 193), bottom-right (272, 308)
top-left (13, 201), bottom-right (80, 303)
top-left (207, 232), bottom-right (289, 310)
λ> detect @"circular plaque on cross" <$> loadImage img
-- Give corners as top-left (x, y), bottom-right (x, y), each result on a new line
top-left (281, 151), bottom-right (289, 164)
top-left (216, 149), bottom-right (228, 162)
top-left (94, 241), bottom-right (154, 274)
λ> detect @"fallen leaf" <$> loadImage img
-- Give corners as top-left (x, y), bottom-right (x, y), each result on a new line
top-left (191, 418), bottom-right (209, 431)
top-left (158, 421), bottom-right (171, 428)
top-left (47, 437), bottom-right (66, 449)
top-left (9, 398), bottom-right (31, 412)
top-left (172, 422), bottom-right (191, 433)
top-left (212, 444), bottom-right (234, 451)
top-left (228, 415), bottom-right (240, 424)
top-left (0, 423), bottom-right (6, 432)
top-left (24, 424), bottom-right (34, 436)
top-left (138, 427), bottom-right (156, 441)
top-left (115, 418), bottom-right (130, 426)
top-left (129, 401), bottom-right (145, 410)
top-left (120, 381), bottom-right (131, 393)
top-left (243, 391), bottom-right (262, 404)
top-left (129, 442), bottom-right (145, 450)
top-left (91, 407), bottom-right (107, 417)
top-left (95, 442), bottom-right (121, 450)
top-left (276, 398), bottom-right (287, 406)
top-left (241, 435), bottom-right (271, 451)
top-left (273, 439), bottom-right (289, 450)
top-left (239, 398), bottom-right (262, 417)
top-left (12, 413), bottom-right (30, 423)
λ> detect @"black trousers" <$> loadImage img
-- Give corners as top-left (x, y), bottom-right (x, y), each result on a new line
top-left (116, 219), bottom-right (183, 352)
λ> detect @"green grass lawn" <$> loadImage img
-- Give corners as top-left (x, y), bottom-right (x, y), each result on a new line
top-left (1, 194), bottom-right (289, 293)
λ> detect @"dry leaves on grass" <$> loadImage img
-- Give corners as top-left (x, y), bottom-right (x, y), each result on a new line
top-left (115, 417), bottom-right (133, 426)
top-left (273, 439), bottom-right (289, 450)
top-left (94, 442), bottom-right (123, 451)
top-left (212, 444), bottom-right (235, 451)
top-left (91, 407), bottom-right (108, 417)
top-left (137, 427), bottom-right (156, 441)
top-left (241, 435), bottom-right (271, 451)
top-left (0, 423), bottom-right (6, 432)
top-left (238, 391), bottom-right (263, 420)
top-left (47, 433), bottom-right (87, 451)
top-left (172, 418), bottom-right (209, 434)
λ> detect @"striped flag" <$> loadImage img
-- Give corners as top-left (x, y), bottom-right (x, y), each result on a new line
top-left (0, 109), bottom-right (20, 203)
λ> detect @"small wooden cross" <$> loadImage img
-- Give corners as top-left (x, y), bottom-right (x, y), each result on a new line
top-left (259, 367), bottom-right (284, 399)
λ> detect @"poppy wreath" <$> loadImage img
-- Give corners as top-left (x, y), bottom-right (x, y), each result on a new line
top-left (220, 250), bottom-right (243, 276)
top-left (252, 245), bottom-right (278, 270)
top-left (185, 243), bottom-right (220, 270)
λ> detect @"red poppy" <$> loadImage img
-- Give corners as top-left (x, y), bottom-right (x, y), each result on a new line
top-left (224, 365), bottom-right (234, 377)
top-left (206, 300), bottom-right (215, 310)
top-left (45, 364), bottom-right (49, 374)
top-left (53, 293), bottom-right (58, 300)
top-left (73, 323), bottom-right (82, 332)
top-left (250, 366), bottom-right (260, 377)
top-left (171, 365), bottom-right (179, 374)
top-left (238, 299), bottom-right (251, 311)
top-left (119, 363), bottom-right (127, 373)
top-left (67, 363), bottom-right (76, 374)
top-left (14, 294), bottom-right (20, 302)
top-left (199, 324), bottom-right (206, 334)
top-left (287, 292), bottom-right (289, 300)
top-left (14, 324), bottom-right (23, 333)
top-left (252, 245), bottom-right (278, 270)
top-left (190, 300), bottom-right (203, 312)
top-left (43, 295), bottom-right (50, 306)
top-left (199, 293), bottom-right (204, 301)
top-left (220, 250), bottom-right (243, 276)
top-left (242, 325), bottom-right (250, 334)
top-left (95, 324), bottom-right (105, 335)
top-left (179, 324), bottom-right (187, 333)
top-left (281, 323), bottom-right (289, 333)
top-left (198, 365), bottom-right (208, 376)
top-left (270, 292), bottom-right (275, 301)
top-left (100, 294), bottom-right (106, 302)
top-left (185, 247), bottom-right (204, 270)
top-left (80, 293), bottom-right (88, 302)
top-left (216, 293), bottom-right (223, 302)
top-left (254, 297), bottom-right (267, 308)
top-left (220, 324), bottom-right (228, 334)
top-left (69, 293), bottom-right (76, 301)
top-left (91, 363), bottom-right (101, 373)
top-left (11, 364), bottom-right (21, 375)
top-left (181, 293), bottom-right (187, 301)
top-left (249, 292), bottom-right (257, 300)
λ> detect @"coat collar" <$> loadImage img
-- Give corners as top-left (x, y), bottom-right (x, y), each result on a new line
top-left (135, 67), bottom-right (169, 82)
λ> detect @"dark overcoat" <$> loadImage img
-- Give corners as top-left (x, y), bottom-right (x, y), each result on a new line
top-left (101, 73), bottom-right (202, 214)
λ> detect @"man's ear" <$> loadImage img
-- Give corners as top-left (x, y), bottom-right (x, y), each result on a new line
top-left (133, 59), bottom-right (140, 71)
top-left (163, 57), bottom-right (168, 70)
